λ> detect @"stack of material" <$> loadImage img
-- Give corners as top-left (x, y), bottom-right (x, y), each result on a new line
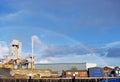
top-left (10, 69), bottom-right (52, 79)
top-left (50, 71), bottom-right (61, 78)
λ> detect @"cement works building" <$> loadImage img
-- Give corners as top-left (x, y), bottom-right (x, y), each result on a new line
top-left (35, 63), bottom-right (97, 72)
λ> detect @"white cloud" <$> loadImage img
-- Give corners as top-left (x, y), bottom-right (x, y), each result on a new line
top-left (31, 35), bottom-right (91, 58)
top-left (31, 35), bottom-right (120, 66)
top-left (36, 53), bottom-right (120, 66)
top-left (35, 53), bottom-right (108, 66)
top-left (32, 35), bottom-right (48, 51)
top-left (0, 41), bottom-right (9, 58)
top-left (37, 60), bottom-right (51, 63)
top-left (31, 35), bottom-right (106, 65)
top-left (105, 41), bottom-right (120, 48)
top-left (0, 10), bottom-right (25, 21)
top-left (32, 35), bottom-right (42, 45)
top-left (102, 57), bottom-right (120, 66)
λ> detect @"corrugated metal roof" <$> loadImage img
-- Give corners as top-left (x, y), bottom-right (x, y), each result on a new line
top-left (65, 70), bottom-right (87, 72)
top-left (35, 63), bottom-right (87, 72)
top-left (88, 67), bottom-right (103, 69)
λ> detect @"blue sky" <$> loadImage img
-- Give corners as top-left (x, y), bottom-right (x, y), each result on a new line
top-left (0, 0), bottom-right (120, 66)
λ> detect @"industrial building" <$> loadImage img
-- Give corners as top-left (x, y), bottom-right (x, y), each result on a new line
top-left (9, 40), bottom-right (22, 60)
top-left (1, 40), bottom-right (34, 70)
top-left (65, 70), bottom-right (88, 77)
top-left (35, 63), bottom-right (97, 72)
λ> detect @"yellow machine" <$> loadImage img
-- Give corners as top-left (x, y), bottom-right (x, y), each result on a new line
top-left (0, 64), bottom-right (3, 68)
top-left (3, 63), bottom-right (14, 69)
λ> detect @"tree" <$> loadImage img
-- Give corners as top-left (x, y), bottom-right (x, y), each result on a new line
top-left (70, 66), bottom-right (78, 70)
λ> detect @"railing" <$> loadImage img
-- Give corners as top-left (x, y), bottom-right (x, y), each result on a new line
top-left (0, 77), bottom-right (120, 82)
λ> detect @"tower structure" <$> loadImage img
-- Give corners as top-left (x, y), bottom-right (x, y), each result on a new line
top-left (9, 40), bottom-right (22, 59)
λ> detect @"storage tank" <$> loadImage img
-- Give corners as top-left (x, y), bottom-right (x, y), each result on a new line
top-left (88, 67), bottom-right (104, 77)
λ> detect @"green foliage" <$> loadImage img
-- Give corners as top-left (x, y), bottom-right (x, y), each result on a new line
top-left (70, 66), bottom-right (78, 70)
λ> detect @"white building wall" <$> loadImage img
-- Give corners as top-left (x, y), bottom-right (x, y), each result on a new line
top-left (86, 63), bottom-right (97, 69)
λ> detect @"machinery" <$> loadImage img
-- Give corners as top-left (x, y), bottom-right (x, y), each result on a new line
top-left (0, 40), bottom-right (34, 70)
